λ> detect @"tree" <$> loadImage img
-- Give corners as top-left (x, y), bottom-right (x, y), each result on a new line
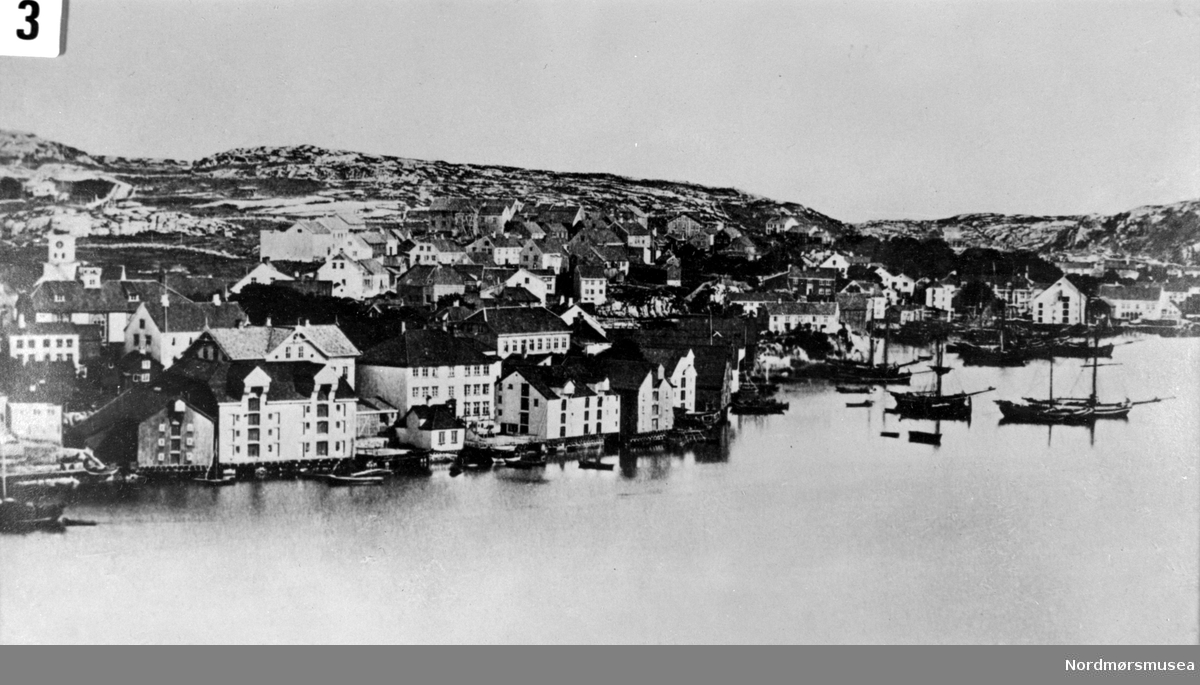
top-left (955, 280), bottom-right (997, 312)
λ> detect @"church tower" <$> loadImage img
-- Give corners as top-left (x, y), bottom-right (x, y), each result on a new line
top-left (39, 232), bottom-right (81, 283)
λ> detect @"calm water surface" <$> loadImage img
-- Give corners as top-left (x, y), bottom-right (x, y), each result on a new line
top-left (2, 336), bottom-right (1197, 644)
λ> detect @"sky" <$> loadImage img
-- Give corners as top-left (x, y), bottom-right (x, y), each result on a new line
top-left (1, 0), bottom-right (1198, 222)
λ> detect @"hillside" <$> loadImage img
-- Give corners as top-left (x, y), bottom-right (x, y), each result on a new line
top-left (1, 130), bottom-right (1197, 268)
top-left (855, 200), bottom-right (1200, 263)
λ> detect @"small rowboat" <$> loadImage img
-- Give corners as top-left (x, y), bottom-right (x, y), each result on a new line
top-left (845, 400), bottom-right (873, 408)
top-left (578, 459), bottom-right (614, 471)
top-left (835, 386), bottom-right (872, 394)
top-left (324, 474), bottom-right (383, 486)
top-left (880, 431), bottom-right (900, 438)
top-left (502, 457), bottom-right (547, 470)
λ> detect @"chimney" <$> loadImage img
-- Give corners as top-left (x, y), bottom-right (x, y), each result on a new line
top-left (17, 312), bottom-right (26, 329)
top-left (265, 316), bottom-right (272, 327)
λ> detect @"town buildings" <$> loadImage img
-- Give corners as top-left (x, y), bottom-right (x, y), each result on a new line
top-left (495, 365), bottom-right (620, 440)
top-left (1031, 276), bottom-right (1087, 325)
top-left (356, 329), bottom-right (501, 422)
top-left (457, 307), bottom-right (572, 358)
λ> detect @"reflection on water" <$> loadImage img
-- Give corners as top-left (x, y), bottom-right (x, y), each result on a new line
top-left (1, 337), bottom-right (1196, 644)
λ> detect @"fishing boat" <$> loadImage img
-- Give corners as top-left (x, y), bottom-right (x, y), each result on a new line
top-left (996, 322), bottom-right (1166, 424)
top-left (835, 385), bottom-right (872, 394)
top-left (889, 338), bottom-right (994, 420)
top-left (845, 400), bottom-right (873, 408)
top-left (0, 439), bottom-right (65, 532)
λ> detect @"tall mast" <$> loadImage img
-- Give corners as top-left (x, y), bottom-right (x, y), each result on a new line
top-left (935, 336), bottom-right (944, 397)
top-left (882, 306), bottom-right (891, 368)
top-left (1090, 320), bottom-right (1099, 405)
top-left (1048, 358), bottom-right (1054, 402)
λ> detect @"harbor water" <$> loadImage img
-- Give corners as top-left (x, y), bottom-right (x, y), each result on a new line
top-left (1, 336), bottom-right (1196, 643)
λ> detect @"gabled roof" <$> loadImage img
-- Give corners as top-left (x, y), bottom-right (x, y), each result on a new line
top-left (463, 306), bottom-right (571, 335)
top-left (202, 324), bottom-right (358, 360)
top-left (169, 359), bottom-right (354, 403)
top-left (73, 378), bottom-right (217, 439)
top-left (359, 329), bottom-right (491, 368)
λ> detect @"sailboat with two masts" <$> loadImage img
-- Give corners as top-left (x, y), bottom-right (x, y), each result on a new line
top-left (889, 337), bottom-right (994, 420)
top-left (996, 321), bottom-right (1167, 424)
top-left (828, 308), bottom-right (915, 385)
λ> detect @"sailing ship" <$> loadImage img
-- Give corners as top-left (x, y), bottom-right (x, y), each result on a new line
top-left (956, 308), bottom-right (1028, 366)
top-left (828, 310), bottom-right (914, 384)
top-left (996, 323), bottom-right (1166, 424)
top-left (889, 337), bottom-right (994, 420)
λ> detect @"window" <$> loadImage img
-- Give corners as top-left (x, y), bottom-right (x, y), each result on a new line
top-left (318, 421), bottom-right (328, 434)
top-left (317, 404), bottom-right (329, 418)
top-left (438, 431), bottom-right (446, 446)
top-left (413, 387), bottom-right (420, 398)
top-left (42, 339), bottom-right (50, 348)
top-left (448, 387), bottom-right (454, 398)
top-left (317, 442), bottom-right (328, 456)
top-left (248, 429), bottom-right (260, 441)
top-left (142, 359), bottom-right (151, 370)
top-left (248, 413), bottom-right (260, 426)
top-left (14, 339), bottom-right (21, 349)
top-left (248, 444), bottom-right (259, 458)
top-left (139, 320), bottom-right (146, 330)
top-left (56, 338), bottom-right (63, 348)
top-left (248, 397), bottom-right (260, 412)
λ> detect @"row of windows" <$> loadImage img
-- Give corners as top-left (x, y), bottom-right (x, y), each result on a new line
top-left (15, 353), bottom-right (75, 363)
top-left (414, 364), bottom-right (491, 378)
top-left (463, 401), bottom-right (490, 417)
top-left (499, 336), bottom-right (566, 355)
top-left (12, 337), bottom-right (75, 349)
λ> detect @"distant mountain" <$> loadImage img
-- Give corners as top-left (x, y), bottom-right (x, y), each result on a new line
top-left (855, 200), bottom-right (1200, 262)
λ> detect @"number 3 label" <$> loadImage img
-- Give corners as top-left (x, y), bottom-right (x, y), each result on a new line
top-left (1, 0), bottom-right (62, 57)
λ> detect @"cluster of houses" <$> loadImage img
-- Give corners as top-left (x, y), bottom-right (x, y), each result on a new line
top-left (4, 200), bottom-right (1200, 475)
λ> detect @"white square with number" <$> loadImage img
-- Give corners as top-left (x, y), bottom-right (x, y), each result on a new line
top-left (0, 0), bottom-right (63, 57)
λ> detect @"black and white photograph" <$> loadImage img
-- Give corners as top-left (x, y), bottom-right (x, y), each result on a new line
top-left (0, 0), bottom-right (1197, 646)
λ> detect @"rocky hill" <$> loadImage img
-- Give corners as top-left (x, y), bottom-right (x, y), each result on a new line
top-left (855, 200), bottom-right (1200, 263)
top-left (1, 129), bottom-right (1197, 265)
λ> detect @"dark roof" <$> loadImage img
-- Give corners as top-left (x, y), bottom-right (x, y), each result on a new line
top-left (463, 307), bottom-right (571, 335)
top-left (404, 403), bottom-right (464, 431)
top-left (1098, 284), bottom-right (1162, 301)
top-left (140, 299), bottom-right (246, 333)
top-left (360, 329), bottom-right (491, 368)
top-left (8, 321), bottom-right (78, 336)
top-left (168, 359), bottom-right (355, 403)
top-left (73, 378), bottom-right (217, 439)
top-left (25, 279), bottom-right (186, 315)
top-left (602, 359), bottom-right (657, 391)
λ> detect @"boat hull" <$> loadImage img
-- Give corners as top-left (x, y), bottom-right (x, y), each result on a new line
top-left (995, 400), bottom-right (1095, 424)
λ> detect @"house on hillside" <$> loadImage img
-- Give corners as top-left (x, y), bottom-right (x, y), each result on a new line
top-left (123, 296), bottom-right (246, 368)
top-left (232, 261), bottom-right (295, 294)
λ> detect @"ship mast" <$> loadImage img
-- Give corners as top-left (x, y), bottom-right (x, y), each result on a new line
top-left (935, 336), bottom-right (944, 397)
